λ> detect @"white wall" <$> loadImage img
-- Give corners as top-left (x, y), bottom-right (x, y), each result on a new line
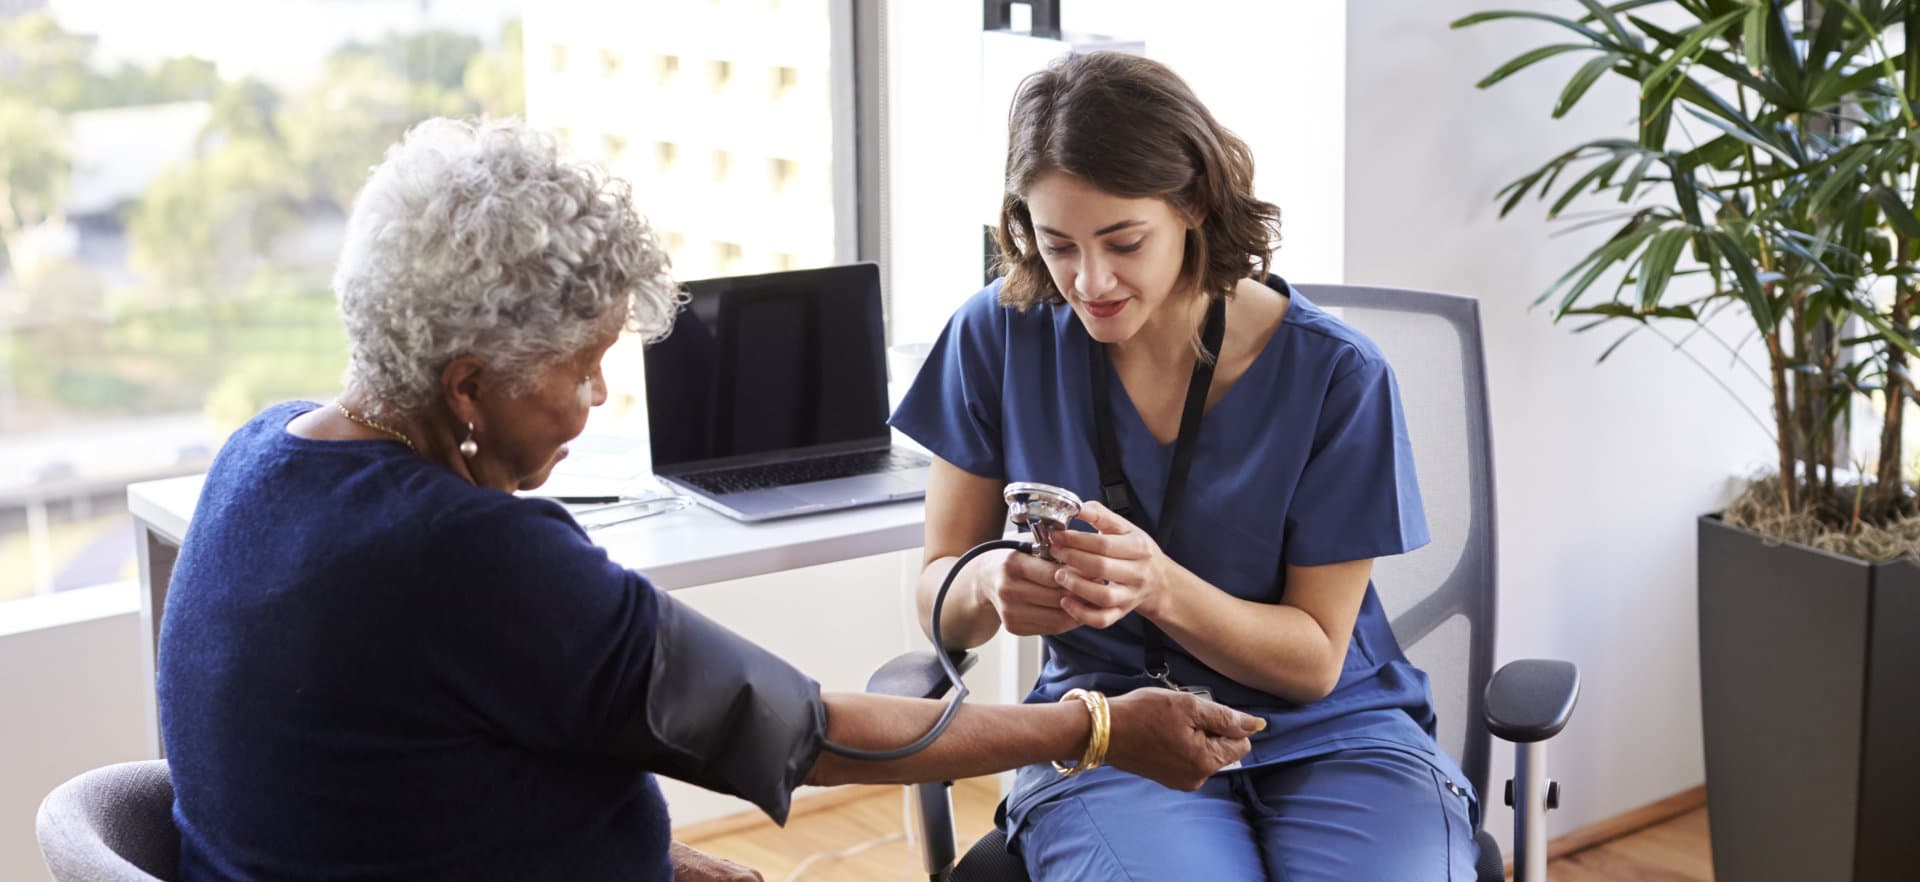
top-left (885, 0), bottom-right (1345, 347)
top-left (885, 0), bottom-right (988, 346)
top-left (1345, 0), bottom-right (1775, 858)
top-left (1060, 0), bottom-right (1345, 289)
top-left (0, 586), bottom-right (151, 882)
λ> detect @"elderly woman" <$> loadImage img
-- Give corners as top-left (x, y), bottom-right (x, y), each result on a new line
top-left (154, 118), bottom-right (1260, 882)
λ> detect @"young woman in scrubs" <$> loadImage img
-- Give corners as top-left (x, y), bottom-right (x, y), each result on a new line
top-left (891, 51), bottom-right (1480, 881)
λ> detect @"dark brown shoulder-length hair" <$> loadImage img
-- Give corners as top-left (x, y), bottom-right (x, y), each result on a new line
top-left (994, 51), bottom-right (1282, 311)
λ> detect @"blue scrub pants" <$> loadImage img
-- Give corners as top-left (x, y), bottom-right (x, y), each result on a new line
top-left (1010, 747), bottom-right (1479, 881)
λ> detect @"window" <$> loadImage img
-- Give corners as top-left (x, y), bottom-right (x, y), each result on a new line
top-left (769, 157), bottom-right (798, 192)
top-left (0, 4), bottom-right (529, 604)
top-left (713, 241), bottom-right (744, 274)
top-left (770, 65), bottom-right (799, 100)
top-left (0, 0), bottom-right (866, 607)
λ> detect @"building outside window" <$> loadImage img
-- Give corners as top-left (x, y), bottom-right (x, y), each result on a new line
top-left (524, 0), bottom-right (847, 430)
top-left (0, 0), bottom-right (851, 608)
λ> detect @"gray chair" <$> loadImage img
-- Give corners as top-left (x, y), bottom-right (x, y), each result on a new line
top-left (36, 760), bottom-right (179, 882)
top-left (868, 284), bottom-right (1580, 882)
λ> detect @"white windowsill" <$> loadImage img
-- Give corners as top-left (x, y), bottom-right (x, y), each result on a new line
top-left (0, 581), bottom-right (139, 638)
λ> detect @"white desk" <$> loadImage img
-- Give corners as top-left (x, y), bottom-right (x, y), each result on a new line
top-left (126, 474), bottom-right (929, 756)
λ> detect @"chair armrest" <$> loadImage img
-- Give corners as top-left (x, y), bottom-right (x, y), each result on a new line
top-left (865, 649), bottom-right (978, 700)
top-left (1484, 658), bottom-right (1580, 743)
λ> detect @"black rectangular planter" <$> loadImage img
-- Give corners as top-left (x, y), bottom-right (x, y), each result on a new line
top-left (1698, 515), bottom-right (1920, 882)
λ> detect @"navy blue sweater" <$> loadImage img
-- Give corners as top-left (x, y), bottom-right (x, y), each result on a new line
top-left (159, 402), bottom-right (673, 881)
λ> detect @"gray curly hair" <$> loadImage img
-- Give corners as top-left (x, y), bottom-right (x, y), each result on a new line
top-left (333, 117), bottom-right (678, 416)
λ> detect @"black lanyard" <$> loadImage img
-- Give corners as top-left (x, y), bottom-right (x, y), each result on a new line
top-left (1087, 295), bottom-right (1227, 687)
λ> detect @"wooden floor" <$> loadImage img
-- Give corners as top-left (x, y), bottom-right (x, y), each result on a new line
top-left (678, 779), bottom-right (1715, 881)
top-left (680, 779), bottom-right (1003, 882)
top-left (1546, 807), bottom-right (1713, 882)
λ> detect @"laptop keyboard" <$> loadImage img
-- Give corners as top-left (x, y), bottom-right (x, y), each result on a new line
top-left (679, 449), bottom-right (930, 495)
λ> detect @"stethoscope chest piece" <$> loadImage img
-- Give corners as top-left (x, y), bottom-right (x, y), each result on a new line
top-left (1004, 481), bottom-right (1081, 561)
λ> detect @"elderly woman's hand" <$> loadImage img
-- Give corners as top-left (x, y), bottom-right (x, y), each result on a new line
top-left (668, 841), bottom-right (764, 882)
top-left (1103, 688), bottom-right (1262, 791)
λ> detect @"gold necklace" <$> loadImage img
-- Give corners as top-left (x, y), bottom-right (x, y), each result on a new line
top-left (335, 402), bottom-right (418, 452)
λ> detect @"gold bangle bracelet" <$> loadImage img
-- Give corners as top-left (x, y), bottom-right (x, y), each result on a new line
top-left (1092, 689), bottom-right (1110, 768)
top-left (1052, 688), bottom-right (1110, 777)
top-left (1084, 689), bottom-right (1109, 772)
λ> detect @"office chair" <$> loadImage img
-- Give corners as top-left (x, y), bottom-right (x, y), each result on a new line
top-left (868, 284), bottom-right (1580, 882)
top-left (36, 759), bottom-right (179, 882)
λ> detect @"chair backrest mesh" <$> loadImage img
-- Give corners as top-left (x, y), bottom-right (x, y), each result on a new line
top-left (1296, 284), bottom-right (1498, 799)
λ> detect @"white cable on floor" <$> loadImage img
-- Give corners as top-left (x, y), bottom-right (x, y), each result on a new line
top-left (900, 784), bottom-right (921, 867)
top-left (775, 830), bottom-right (907, 882)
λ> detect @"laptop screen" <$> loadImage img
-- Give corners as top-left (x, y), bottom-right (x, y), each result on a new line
top-left (644, 262), bottom-right (889, 469)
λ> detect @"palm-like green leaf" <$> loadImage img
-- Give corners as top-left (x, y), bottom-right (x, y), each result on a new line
top-left (1707, 230), bottom-right (1774, 327)
top-left (1641, 9), bottom-right (1746, 99)
top-left (1451, 10), bottom-right (1620, 47)
top-left (1907, 2), bottom-right (1920, 104)
top-left (1810, 57), bottom-right (1901, 108)
top-left (1637, 226), bottom-right (1693, 308)
top-left (1805, 0), bottom-right (1853, 80)
top-left (1633, 13), bottom-right (1789, 106)
top-left (1477, 44), bottom-right (1593, 88)
top-left (1687, 135), bottom-right (1750, 172)
top-left (1557, 54), bottom-right (1624, 116)
top-left (1845, 296), bottom-right (1920, 359)
top-left (1620, 153), bottom-right (1662, 202)
top-left (1871, 184), bottom-right (1920, 239)
top-left (1742, 2), bottom-right (1767, 75)
top-left (1542, 218), bottom-right (1663, 312)
top-left (1805, 146), bottom-right (1875, 216)
top-left (1680, 105), bottom-right (1797, 164)
top-left (1760, 1), bottom-right (1805, 102)
top-left (1574, 0), bottom-right (1637, 45)
top-left (1641, 86), bottom-right (1675, 149)
top-left (1565, 302), bottom-right (1701, 319)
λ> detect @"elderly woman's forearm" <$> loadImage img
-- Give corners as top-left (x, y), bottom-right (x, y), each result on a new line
top-left (803, 693), bottom-right (1085, 786)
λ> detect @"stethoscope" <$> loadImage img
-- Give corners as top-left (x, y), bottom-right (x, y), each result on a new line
top-left (821, 482), bottom-right (1082, 760)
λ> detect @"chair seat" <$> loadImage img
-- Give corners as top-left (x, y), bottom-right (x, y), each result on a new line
top-left (1475, 828), bottom-right (1503, 882)
top-left (36, 760), bottom-right (179, 882)
top-left (949, 826), bottom-right (1023, 882)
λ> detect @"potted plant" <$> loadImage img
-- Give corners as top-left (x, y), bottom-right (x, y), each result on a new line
top-left (1455, 3), bottom-right (1918, 880)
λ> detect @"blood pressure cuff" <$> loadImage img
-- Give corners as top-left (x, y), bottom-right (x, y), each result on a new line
top-left (612, 593), bottom-right (826, 824)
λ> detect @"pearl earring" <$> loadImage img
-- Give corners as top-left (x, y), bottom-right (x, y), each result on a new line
top-left (458, 422), bottom-right (479, 458)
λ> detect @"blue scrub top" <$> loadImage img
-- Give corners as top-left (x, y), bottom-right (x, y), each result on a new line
top-left (890, 277), bottom-right (1444, 769)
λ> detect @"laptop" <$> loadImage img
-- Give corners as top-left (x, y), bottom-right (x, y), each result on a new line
top-left (644, 262), bottom-right (930, 522)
